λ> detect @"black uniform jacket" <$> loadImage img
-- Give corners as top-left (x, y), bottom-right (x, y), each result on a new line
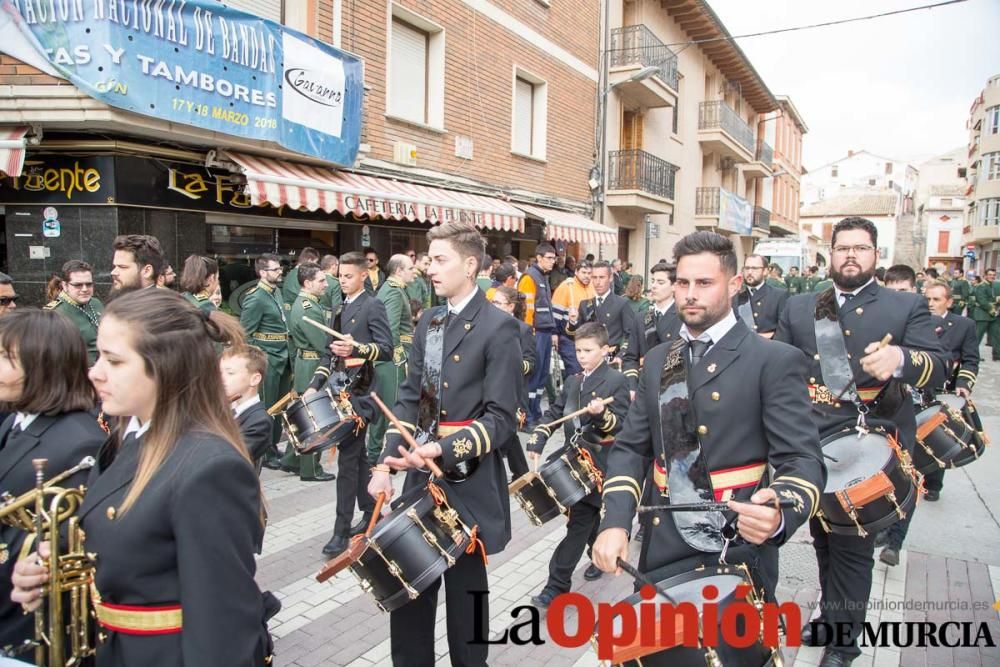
top-left (775, 282), bottom-right (947, 447)
top-left (644, 302), bottom-right (682, 350)
top-left (0, 411), bottom-right (107, 650)
top-left (599, 319), bottom-right (825, 577)
top-left (934, 313), bottom-right (979, 393)
top-left (567, 291), bottom-right (642, 389)
top-left (515, 318), bottom-right (536, 419)
top-left (309, 291), bottom-right (394, 414)
top-left (77, 429), bottom-right (267, 666)
top-left (236, 400), bottom-right (274, 463)
top-left (378, 289), bottom-right (521, 554)
top-left (734, 282), bottom-right (789, 335)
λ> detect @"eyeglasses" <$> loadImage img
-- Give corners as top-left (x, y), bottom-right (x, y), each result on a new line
top-left (0, 296), bottom-right (19, 306)
top-left (68, 282), bottom-right (94, 289)
top-left (832, 245), bottom-right (876, 255)
top-left (542, 255), bottom-right (557, 261)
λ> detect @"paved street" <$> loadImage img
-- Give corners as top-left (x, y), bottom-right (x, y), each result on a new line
top-left (257, 347), bottom-right (1000, 666)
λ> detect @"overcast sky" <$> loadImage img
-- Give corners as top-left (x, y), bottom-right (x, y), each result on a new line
top-left (707, 0), bottom-right (1000, 170)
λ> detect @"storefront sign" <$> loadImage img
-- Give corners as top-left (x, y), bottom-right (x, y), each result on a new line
top-left (0, 0), bottom-right (363, 166)
top-left (2, 156), bottom-right (115, 203)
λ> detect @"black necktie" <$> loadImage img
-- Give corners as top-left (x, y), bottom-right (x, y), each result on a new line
top-left (595, 296), bottom-right (603, 309)
top-left (689, 339), bottom-right (711, 368)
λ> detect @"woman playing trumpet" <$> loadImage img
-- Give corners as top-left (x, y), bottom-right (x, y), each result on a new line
top-left (11, 290), bottom-right (271, 665)
top-left (0, 309), bottom-right (107, 655)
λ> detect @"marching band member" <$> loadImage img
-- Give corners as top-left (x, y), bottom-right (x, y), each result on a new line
top-left (490, 285), bottom-right (535, 480)
top-left (593, 231), bottom-right (824, 604)
top-left (179, 255), bottom-right (220, 313)
top-left (527, 322), bottom-right (629, 605)
top-left (775, 217), bottom-right (947, 667)
top-left (12, 290), bottom-right (271, 666)
top-left (306, 252), bottom-right (393, 557)
top-left (0, 309), bottom-right (107, 654)
top-left (43, 260), bottom-right (104, 365)
top-left (370, 222), bottom-right (520, 666)
top-left (644, 261), bottom-right (681, 350)
top-left (221, 345), bottom-right (274, 475)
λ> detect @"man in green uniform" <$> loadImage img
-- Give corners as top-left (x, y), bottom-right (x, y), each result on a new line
top-left (765, 263), bottom-right (787, 288)
top-left (949, 268), bottom-right (972, 315)
top-left (320, 254), bottom-right (344, 312)
top-left (44, 259), bottom-right (103, 365)
top-left (366, 254), bottom-right (415, 462)
top-left (282, 262), bottom-right (336, 481)
top-left (971, 268), bottom-right (1000, 361)
top-left (405, 252), bottom-right (433, 310)
top-left (281, 247), bottom-right (321, 314)
top-left (239, 253), bottom-right (289, 468)
top-left (786, 265), bottom-right (804, 295)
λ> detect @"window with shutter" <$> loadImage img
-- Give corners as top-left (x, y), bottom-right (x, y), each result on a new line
top-left (390, 19), bottom-right (428, 124)
top-left (937, 230), bottom-right (950, 255)
top-left (513, 77), bottom-right (534, 155)
top-left (222, 0), bottom-right (281, 22)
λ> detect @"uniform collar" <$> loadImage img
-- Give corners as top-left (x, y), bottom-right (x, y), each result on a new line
top-left (14, 413), bottom-right (39, 430)
top-left (124, 416), bottom-right (152, 439)
top-left (679, 309), bottom-right (737, 345)
top-left (387, 276), bottom-right (407, 289)
top-left (448, 284), bottom-right (479, 315)
top-left (654, 299), bottom-right (674, 315)
top-left (835, 277), bottom-right (875, 301)
top-left (232, 394), bottom-right (261, 417)
top-left (258, 280), bottom-right (275, 294)
top-left (302, 291), bottom-right (321, 304)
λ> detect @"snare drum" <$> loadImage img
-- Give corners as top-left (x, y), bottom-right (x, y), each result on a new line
top-left (349, 487), bottom-right (471, 612)
top-left (913, 401), bottom-right (969, 474)
top-left (281, 388), bottom-right (359, 454)
top-left (939, 393), bottom-right (988, 468)
top-left (818, 429), bottom-right (917, 537)
top-left (509, 447), bottom-right (601, 526)
top-left (598, 564), bottom-right (782, 667)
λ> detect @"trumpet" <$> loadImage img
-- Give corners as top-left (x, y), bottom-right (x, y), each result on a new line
top-left (0, 457), bottom-right (96, 666)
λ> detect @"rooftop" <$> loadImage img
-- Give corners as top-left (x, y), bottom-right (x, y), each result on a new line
top-left (800, 192), bottom-right (899, 218)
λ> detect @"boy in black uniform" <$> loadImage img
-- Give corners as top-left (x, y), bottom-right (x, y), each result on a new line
top-left (307, 252), bottom-right (393, 557)
top-left (220, 345), bottom-right (273, 474)
top-left (526, 322), bottom-right (630, 607)
top-left (370, 222), bottom-right (520, 667)
top-left (775, 218), bottom-right (947, 667)
top-left (593, 231), bottom-right (824, 612)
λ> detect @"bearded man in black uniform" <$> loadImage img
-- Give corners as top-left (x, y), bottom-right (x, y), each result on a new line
top-left (775, 217), bottom-right (948, 667)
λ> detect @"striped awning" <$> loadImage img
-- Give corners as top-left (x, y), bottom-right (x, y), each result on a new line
top-left (0, 127), bottom-right (30, 178)
top-left (224, 152), bottom-right (524, 232)
top-left (515, 202), bottom-right (617, 246)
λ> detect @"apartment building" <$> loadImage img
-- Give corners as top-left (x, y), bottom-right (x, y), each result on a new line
top-left (914, 148), bottom-right (966, 271)
top-left (963, 73), bottom-right (1000, 273)
top-left (597, 0), bottom-right (783, 273)
top-left (758, 95), bottom-right (807, 239)
top-left (802, 149), bottom-right (918, 211)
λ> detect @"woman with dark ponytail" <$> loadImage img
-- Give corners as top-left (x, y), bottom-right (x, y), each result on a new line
top-left (179, 255), bottom-right (220, 312)
top-left (11, 289), bottom-right (272, 666)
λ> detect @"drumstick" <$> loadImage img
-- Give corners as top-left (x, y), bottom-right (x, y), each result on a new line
top-left (615, 558), bottom-right (678, 605)
top-left (636, 499), bottom-right (798, 513)
top-left (369, 392), bottom-right (446, 479)
top-left (303, 317), bottom-right (367, 349)
top-left (833, 333), bottom-right (894, 403)
top-left (267, 391), bottom-right (297, 416)
top-left (540, 397), bottom-right (614, 431)
top-left (366, 492), bottom-right (386, 536)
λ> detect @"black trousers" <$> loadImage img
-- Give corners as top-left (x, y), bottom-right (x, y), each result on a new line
top-left (333, 431), bottom-right (375, 536)
top-left (885, 467), bottom-right (944, 549)
top-left (390, 551), bottom-right (489, 666)
top-left (545, 499), bottom-right (600, 594)
top-left (810, 518), bottom-right (876, 659)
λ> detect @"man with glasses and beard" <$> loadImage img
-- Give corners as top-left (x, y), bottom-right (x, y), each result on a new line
top-left (240, 253), bottom-right (290, 469)
top-left (44, 260), bottom-right (103, 365)
top-left (736, 254), bottom-right (788, 339)
top-left (775, 217), bottom-right (947, 667)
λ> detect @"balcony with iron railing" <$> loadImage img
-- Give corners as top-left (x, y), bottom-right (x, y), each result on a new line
top-left (695, 186), bottom-right (753, 235)
top-left (698, 101), bottom-right (756, 162)
top-left (744, 140), bottom-right (774, 178)
top-left (606, 149), bottom-right (679, 214)
top-left (608, 25), bottom-right (679, 109)
top-left (753, 206), bottom-right (771, 235)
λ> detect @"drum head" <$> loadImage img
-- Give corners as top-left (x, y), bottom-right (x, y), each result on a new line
top-left (938, 393), bottom-right (967, 412)
top-left (915, 403), bottom-right (941, 426)
top-left (822, 431), bottom-right (892, 492)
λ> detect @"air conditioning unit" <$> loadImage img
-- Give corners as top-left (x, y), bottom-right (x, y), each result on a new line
top-left (393, 141), bottom-right (418, 167)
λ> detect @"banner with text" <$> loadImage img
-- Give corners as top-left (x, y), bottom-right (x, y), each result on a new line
top-left (0, 0), bottom-right (363, 166)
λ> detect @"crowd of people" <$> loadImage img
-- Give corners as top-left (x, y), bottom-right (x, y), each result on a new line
top-left (0, 217), bottom-right (994, 666)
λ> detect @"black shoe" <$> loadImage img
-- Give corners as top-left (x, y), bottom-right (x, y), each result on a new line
top-left (322, 534), bottom-right (350, 557)
top-left (925, 489), bottom-right (940, 501)
top-left (300, 471), bottom-right (336, 482)
top-left (818, 648), bottom-right (854, 667)
top-left (583, 563), bottom-right (603, 581)
top-left (530, 589), bottom-right (557, 608)
top-left (880, 546), bottom-right (900, 566)
top-left (261, 458), bottom-right (283, 471)
top-left (801, 618), bottom-right (826, 647)
top-left (349, 514), bottom-right (374, 535)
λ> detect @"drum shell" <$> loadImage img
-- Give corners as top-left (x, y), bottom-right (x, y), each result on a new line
top-left (539, 451), bottom-right (596, 510)
top-left (913, 403), bottom-right (968, 475)
top-left (350, 491), bottom-right (468, 612)
top-left (819, 430), bottom-right (917, 536)
top-left (601, 566), bottom-right (778, 667)
top-left (282, 390), bottom-right (357, 453)
top-left (511, 475), bottom-right (563, 526)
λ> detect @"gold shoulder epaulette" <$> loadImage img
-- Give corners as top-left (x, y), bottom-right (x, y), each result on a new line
top-left (43, 300), bottom-right (59, 310)
top-left (302, 299), bottom-right (312, 309)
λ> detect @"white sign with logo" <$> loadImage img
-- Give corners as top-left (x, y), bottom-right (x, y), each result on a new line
top-left (281, 33), bottom-right (347, 139)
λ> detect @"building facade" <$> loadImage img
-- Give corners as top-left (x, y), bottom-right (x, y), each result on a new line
top-left (914, 148), bottom-right (966, 271)
top-left (758, 96), bottom-right (807, 239)
top-left (800, 192), bottom-right (901, 269)
top-left (802, 150), bottom-right (918, 212)
top-left (963, 73), bottom-right (1000, 274)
